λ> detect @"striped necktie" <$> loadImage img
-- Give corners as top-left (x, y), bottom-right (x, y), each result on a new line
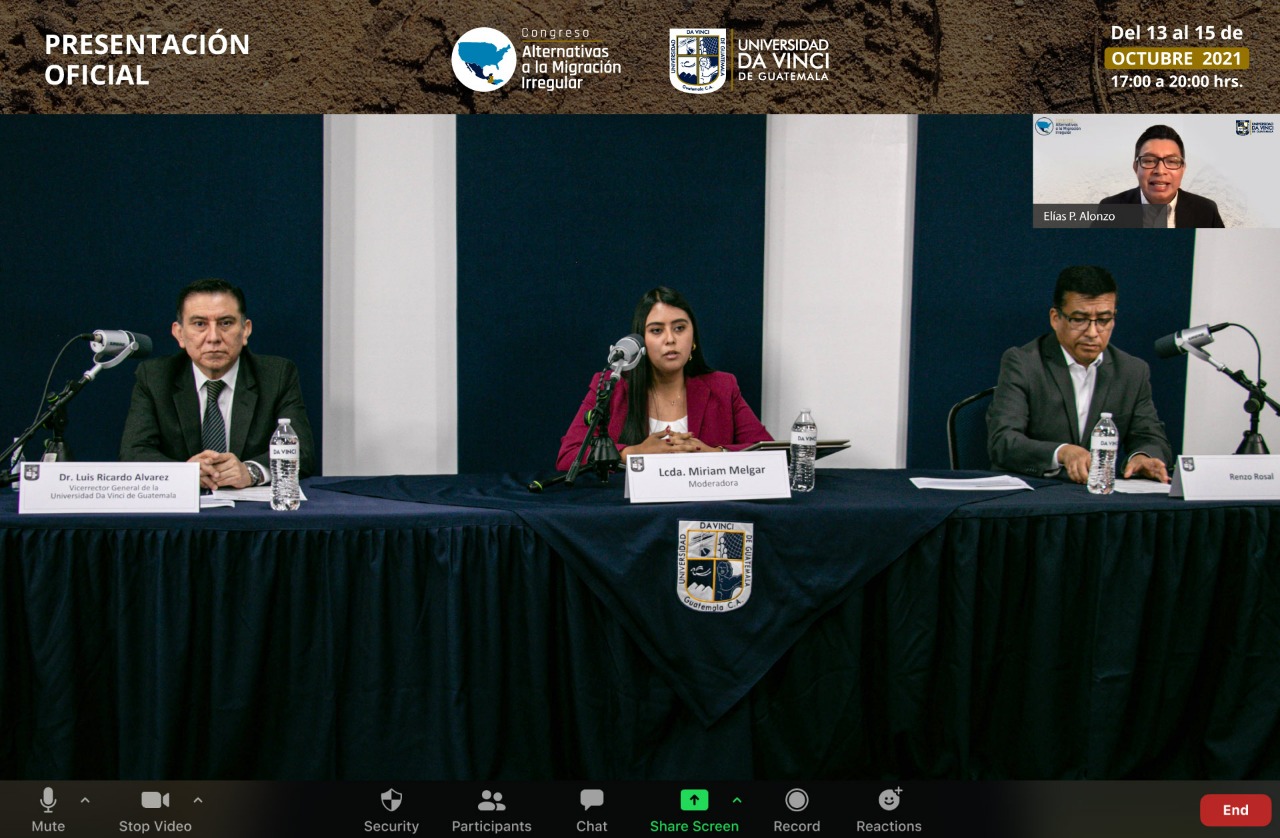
top-left (202, 379), bottom-right (227, 453)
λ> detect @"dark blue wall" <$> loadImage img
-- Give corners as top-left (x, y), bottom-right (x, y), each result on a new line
top-left (907, 115), bottom-right (1194, 468)
top-left (0, 116), bottom-right (323, 469)
top-left (456, 115), bottom-right (767, 474)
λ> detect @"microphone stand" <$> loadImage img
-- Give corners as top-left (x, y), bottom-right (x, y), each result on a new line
top-left (0, 347), bottom-right (140, 487)
top-left (528, 365), bottom-right (624, 492)
top-left (0, 377), bottom-right (91, 487)
top-left (1187, 345), bottom-right (1280, 455)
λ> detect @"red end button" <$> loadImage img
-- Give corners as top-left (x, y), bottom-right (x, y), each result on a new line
top-left (1201, 794), bottom-right (1272, 827)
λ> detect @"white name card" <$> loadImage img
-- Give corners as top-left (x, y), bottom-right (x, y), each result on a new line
top-left (1170, 454), bottom-right (1280, 501)
top-left (625, 450), bottom-right (790, 504)
top-left (19, 461), bottom-right (201, 514)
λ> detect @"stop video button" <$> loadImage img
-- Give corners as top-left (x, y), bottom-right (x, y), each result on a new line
top-left (1200, 794), bottom-right (1272, 827)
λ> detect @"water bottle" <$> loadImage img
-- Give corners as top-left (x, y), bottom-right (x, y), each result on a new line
top-left (270, 418), bottom-right (301, 511)
top-left (789, 409), bottom-right (817, 493)
top-left (1087, 412), bottom-right (1118, 495)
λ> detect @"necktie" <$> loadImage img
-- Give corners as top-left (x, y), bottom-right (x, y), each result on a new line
top-left (202, 380), bottom-right (227, 453)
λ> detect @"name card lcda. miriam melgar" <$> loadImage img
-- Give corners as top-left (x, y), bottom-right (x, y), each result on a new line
top-left (625, 450), bottom-right (790, 503)
top-left (19, 461), bottom-right (201, 514)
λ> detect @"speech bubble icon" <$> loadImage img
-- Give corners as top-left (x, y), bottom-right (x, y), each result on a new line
top-left (580, 789), bottom-right (604, 811)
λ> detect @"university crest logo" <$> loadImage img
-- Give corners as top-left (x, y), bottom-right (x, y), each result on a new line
top-left (669, 29), bottom-right (728, 94)
top-left (22, 463), bottom-right (39, 481)
top-left (1181, 456), bottom-right (1196, 472)
top-left (677, 520), bottom-right (752, 612)
top-left (630, 456), bottom-right (645, 472)
top-left (1236, 120), bottom-right (1251, 136)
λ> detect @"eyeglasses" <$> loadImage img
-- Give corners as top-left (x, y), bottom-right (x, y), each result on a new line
top-left (1056, 309), bottom-right (1117, 331)
top-left (1136, 154), bottom-right (1184, 170)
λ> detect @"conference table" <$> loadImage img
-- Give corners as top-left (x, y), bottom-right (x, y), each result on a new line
top-left (0, 470), bottom-right (1275, 781)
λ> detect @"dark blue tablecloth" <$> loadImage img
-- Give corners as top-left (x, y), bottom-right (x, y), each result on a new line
top-left (2, 472), bottom-right (1275, 780)
top-left (322, 470), bottom-right (1040, 725)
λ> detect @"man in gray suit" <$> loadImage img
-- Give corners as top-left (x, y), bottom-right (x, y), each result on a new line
top-left (120, 278), bottom-right (316, 490)
top-left (987, 266), bottom-right (1172, 483)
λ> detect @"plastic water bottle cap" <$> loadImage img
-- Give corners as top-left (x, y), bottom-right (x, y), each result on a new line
top-left (1100, 412), bottom-right (1112, 418)
top-left (277, 418), bottom-right (291, 423)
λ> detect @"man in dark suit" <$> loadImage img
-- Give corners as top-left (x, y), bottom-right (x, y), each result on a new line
top-left (1099, 124), bottom-right (1225, 228)
top-left (120, 278), bottom-right (316, 490)
top-left (987, 266), bottom-right (1172, 483)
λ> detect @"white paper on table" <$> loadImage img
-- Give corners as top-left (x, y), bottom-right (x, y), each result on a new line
top-left (1112, 479), bottom-right (1172, 495)
top-left (909, 476), bottom-right (1032, 491)
top-left (209, 486), bottom-right (309, 504)
top-left (199, 494), bottom-right (236, 509)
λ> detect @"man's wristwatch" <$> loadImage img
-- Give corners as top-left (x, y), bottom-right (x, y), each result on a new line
top-left (246, 461), bottom-right (265, 487)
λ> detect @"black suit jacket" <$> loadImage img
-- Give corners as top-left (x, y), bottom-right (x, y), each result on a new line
top-left (119, 350), bottom-right (317, 477)
top-left (1099, 187), bottom-right (1225, 228)
top-left (986, 334), bottom-right (1172, 477)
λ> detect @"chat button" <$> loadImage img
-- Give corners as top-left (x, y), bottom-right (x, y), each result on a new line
top-left (580, 789), bottom-right (604, 811)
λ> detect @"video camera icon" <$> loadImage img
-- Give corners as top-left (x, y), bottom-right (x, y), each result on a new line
top-left (141, 791), bottom-right (171, 809)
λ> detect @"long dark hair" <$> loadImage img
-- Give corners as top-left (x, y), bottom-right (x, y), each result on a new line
top-left (619, 287), bottom-right (715, 445)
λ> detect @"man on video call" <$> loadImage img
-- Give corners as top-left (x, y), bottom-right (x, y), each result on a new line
top-left (987, 265), bottom-right (1173, 484)
top-left (119, 278), bottom-right (316, 490)
top-left (1099, 124), bottom-right (1225, 228)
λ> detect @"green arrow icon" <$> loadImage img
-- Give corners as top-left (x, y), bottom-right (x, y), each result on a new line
top-left (681, 789), bottom-right (709, 811)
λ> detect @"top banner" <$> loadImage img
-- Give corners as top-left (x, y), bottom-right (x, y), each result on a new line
top-left (5, 2), bottom-right (1278, 114)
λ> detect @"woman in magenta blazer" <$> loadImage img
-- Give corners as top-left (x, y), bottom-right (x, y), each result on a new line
top-left (556, 287), bottom-right (772, 471)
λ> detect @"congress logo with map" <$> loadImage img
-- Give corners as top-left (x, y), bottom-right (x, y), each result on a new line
top-left (677, 520), bottom-right (752, 612)
top-left (451, 27), bottom-right (517, 92)
top-left (669, 29), bottom-right (728, 94)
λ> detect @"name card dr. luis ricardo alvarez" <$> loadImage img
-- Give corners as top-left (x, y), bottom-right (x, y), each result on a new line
top-left (625, 450), bottom-right (790, 503)
top-left (19, 461), bottom-right (200, 514)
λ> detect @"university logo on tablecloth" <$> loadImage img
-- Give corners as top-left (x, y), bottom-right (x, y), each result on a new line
top-left (677, 520), bottom-right (752, 612)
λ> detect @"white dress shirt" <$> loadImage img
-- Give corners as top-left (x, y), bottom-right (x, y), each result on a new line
top-left (1139, 189), bottom-right (1178, 228)
top-left (193, 359), bottom-right (240, 453)
top-left (1049, 347), bottom-right (1101, 470)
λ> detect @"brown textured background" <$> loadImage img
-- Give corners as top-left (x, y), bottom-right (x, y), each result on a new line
top-left (1, 0), bottom-right (1275, 113)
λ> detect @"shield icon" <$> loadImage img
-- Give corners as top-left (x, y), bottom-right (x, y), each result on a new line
top-left (669, 29), bottom-right (728, 94)
top-left (630, 456), bottom-right (645, 472)
top-left (1237, 120), bottom-right (1251, 136)
top-left (381, 788), bottom-right (403, 812)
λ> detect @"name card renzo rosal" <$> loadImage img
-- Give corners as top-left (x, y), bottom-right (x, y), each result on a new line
top-left (19, 461), bottom-right (200, 514)
top-left (1171, 454), bottom-right (1280, 501)
top-left (625, 450), bottom-right (790, 503)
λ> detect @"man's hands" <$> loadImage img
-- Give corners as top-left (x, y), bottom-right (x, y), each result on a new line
top-left (1124, 452), bottom-right (1170, 483)
top-left (1057, 444), bottom-right (1092, 484)
top-left (1059, 445), bottom-right (1169, 484)
top-left (188, 450), bottom-right (254, 490)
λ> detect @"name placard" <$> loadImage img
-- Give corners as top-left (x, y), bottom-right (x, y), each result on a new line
top-left (625, 450), bottom-right (790, 504)
top-left (19, 461), bottom-right (201, 514)
top-left (1170, 454), bottom-right (1280, 501)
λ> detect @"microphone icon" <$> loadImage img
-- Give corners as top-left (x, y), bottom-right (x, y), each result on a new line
top-left (41, 786), bottom-right (57, 814)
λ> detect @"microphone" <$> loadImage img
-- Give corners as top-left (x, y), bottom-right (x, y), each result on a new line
top-left (1154, 323), bottom-right (1228, 359)
top-left (606, 334), bottom-right (645, 378)
top-left (90, 329), bottom-right (153, 360)
top-left (1154, 323), bottom-right (1229, 372)
top-left (41, 786), bottom-right (56, 813)
top-left (80, 330), bottom-right (153, 380)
